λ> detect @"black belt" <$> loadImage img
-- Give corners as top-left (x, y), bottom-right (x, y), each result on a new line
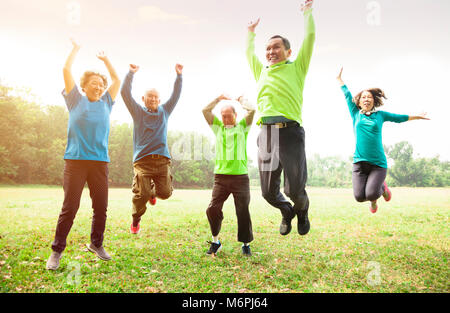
top-left (262, 121), bottom-right (299, 128)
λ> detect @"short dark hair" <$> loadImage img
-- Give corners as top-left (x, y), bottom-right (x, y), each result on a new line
top-left (269, 35), bottom-right (291, 50)
top-left (353, 88), bottom-right (387, 109)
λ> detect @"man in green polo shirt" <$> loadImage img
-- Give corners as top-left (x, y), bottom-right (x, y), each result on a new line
top-left (202, 95), bottom-right (255, 256)
top-left (246, 0), bottom-right (315, 236)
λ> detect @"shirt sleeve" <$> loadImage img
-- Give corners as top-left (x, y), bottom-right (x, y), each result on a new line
top-left (162, 74), bottom-right (182, 115)
top-left (246, 32), bottom-right (263, 81)
top-left (381, 111), bottom-right (409, 123)
top-left (341, 85), bottom-right (359, 118)
top-left (239, 117), bottom-right (251, 134)
top-left (210, 115), bottom-right (223, 136)
top-left (294, 8), bottom-right (316, 75)
top-left (61, 85), bottom-right (82, 111)
top-left (101, 90), bottom-right (115, 109)
top-left (120, 71), bottom-right (141, 118)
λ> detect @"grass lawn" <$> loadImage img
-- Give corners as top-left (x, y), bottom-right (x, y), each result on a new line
top-left (0, 185), bottom-right (448, 293)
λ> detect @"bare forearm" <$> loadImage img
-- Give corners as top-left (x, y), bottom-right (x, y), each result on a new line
top-left (102, 57), bottom-right (120, 100)
top-left (63, 46), bottom-right (79, 93)
top-left (408, 115), bottom-right (429, 121)
top-left (245, 109), bottom-right (255, 126)
top-left (102, 57), bottom-right (119, 82)
top-left (240, 98), bottom-right (255, 126)
top-left (64, 46), bottom-right (79, 71)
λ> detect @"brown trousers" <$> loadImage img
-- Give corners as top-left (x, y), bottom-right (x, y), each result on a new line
top-left (132, 155), bottom-right (173, 222)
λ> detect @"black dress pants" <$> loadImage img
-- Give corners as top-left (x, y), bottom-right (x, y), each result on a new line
top-left (206, 174), bottom-right (253, 243)
top-left (257, 124), bottom-right (309, 218)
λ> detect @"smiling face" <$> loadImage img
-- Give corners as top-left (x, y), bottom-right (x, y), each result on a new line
top-left (221, 105), bottom-right (237, 126)
top-left (266, 37), bottom-right (292, 66)
top-left (359, 90), bottom-right (375, 112)
top-left (83, 75), bottom-right (106, 102)
top-left (142, 89), bottom-right (160, 112)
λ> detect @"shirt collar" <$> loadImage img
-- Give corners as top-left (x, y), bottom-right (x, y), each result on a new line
top-left (266, 60), bottom-right (291, 68)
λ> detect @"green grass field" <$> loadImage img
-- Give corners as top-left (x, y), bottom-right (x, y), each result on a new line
top-left (0, 185), bottom-right (448, 293)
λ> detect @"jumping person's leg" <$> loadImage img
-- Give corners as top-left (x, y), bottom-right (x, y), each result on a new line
top-left (86, 161), bottom-right (109, 249)
top-left (131, 169), bottom-right (152, 228)
top-left (51, 160), bottom-right (88, 253)
top-left (230, 175), bottom-right (253, 244)
top-left (47, 160), bottom-right (88, 270)
top-left (206, 175), bottom-right (231, 239)
top-left (352, 162), bottom-right (369, 202)
top-left (152, 158), bottom-right (173, 200)
top-left (280, 126), bottom-right (310, 235)
top-left (257, 125), bottom-right (295, 235)
top-left (365, 165), bottom-right (387, 202)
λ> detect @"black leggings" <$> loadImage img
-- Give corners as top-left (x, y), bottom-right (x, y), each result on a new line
top-left (352, 161), bottom-right (387, 202)
top-left (51, 160), bottom-right (109, 253)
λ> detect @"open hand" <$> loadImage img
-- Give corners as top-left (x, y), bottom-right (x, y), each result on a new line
top-left (337, 67), bottom-right (343, 81)
top-left (301, 0), bottom-right (314, 12)
top-left (96, 51), bottom-right (108, 62)
top-left (417, 112), bottom-right (430, 120)
top-left (247, 18), bottom-right (260, 33)
top-left (175, 64), bottom-right (183, 75)
top-left (237, 95), bottom-right (254, 110)
top-left (217, 94), bottom-right (231, 101)
top-left (70, 38), bottom-right (80, 50)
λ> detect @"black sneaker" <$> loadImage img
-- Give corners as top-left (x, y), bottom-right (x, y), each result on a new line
top-left (242, 245), bottom-right (251, 256)
top-left (297, 199), bottom-right (310, 235)
top-left (206, 241), bottom-right (222, 255)
top-left (280, 208), bottom-right (295, 236)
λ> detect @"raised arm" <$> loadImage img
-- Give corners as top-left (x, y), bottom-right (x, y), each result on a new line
top-left (246, 18), bottom-right (263, 81)
top-left (96, 51), bottom-right (120, 101)
top-left (237, 96), bottom-right (256, 126)
top-left (202, 95), bottom-right (231, 125)
top-left (336, 67), bottom-right (345, 86)
top-left (337, 67), bottom-right (359, 117)
top-left (120, 64), bottom-right (141, 117)
top-left (162, 64), bottom-right (183, 115)
top-left (295, 0), bottom-right (316, 73)
top-left (63, 38), bottom-right (80, 94)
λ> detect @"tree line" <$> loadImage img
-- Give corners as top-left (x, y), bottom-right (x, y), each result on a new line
top-left (1, 85), bottom-right (448, 188)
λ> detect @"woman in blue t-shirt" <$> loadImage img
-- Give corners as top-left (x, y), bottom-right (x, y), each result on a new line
top-left (336, 68), bottom-right (429, 213)
top-left (46, 39), bottom-right (120, 270)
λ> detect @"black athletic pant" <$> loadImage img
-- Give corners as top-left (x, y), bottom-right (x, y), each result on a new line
top-left (352, 161), bottom-right (387, 202)
top-left (257, 124), bottom-right (309, 218)
top-left (51, 160), bottom-right (109, 253)
top-left (206, 174), bottom-right (253, 243)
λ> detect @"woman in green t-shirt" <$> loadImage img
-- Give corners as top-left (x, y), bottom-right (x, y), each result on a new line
top-left (336, 68), bottom-right (429, 213)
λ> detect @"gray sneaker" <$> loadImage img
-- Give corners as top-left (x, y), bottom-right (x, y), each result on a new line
top-left (86, 243), bottom-right (111, 261)
top-left (46, 251), bottom-right (62, 270)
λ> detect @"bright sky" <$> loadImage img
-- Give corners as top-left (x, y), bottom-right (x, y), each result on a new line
top-left (1, 0), bottom-right (449, 162)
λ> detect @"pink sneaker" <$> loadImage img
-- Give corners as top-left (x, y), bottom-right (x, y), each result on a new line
top-left (370, 201), bottom-right (378, 214)
top-left (382, 181), bottom-right (392, 202)
top-left (130, 222), bottom-right (140, 234)
top-left (148, 197), bottom-right (156, 206)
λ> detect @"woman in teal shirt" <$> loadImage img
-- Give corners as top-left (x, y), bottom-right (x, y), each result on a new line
top-left (46, 39), bottom-right (120, 270)
top-left (337, 68), bottom-right (429, 213)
